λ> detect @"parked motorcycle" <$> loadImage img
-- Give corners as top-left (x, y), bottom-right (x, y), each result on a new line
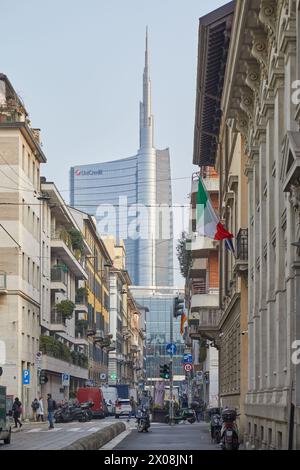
top-left (210, 412), bottom-right (222, 443)
top-left (54, 402), bottom-right (90, 423)
top-left (136, 406), bottom-right (151, 432)
top-left (220, 408), bottom-right (239, 450)
top-left (164, 408), bottom-right (196, 424)
top-left (79, 401), bottom-right (94, 421)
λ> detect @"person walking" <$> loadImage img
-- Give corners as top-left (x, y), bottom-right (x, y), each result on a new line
top-left (37, 396), bottom-right (44, 422)
top-left (127, 396), bottom-right (137, 422)
top-left (47, 393), bottom-right (57, 430)
top-left (12, 397), bottom-right (22, 429)
top-left (31, 398), bottom-right (39, 422)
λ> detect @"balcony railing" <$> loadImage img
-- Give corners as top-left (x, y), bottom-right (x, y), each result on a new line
top-left (50, 309), bottom-right (66, 325)
top-left (0, 272), bottom-right (7, 291)
top-left (51, 266), bottom-right (67, 284)
top-left (192, 279), bottom-right (218, 295)
top-left (51, 228), bottom-right (84, 264)
top-left (236, 228), bottom-right (248, 261)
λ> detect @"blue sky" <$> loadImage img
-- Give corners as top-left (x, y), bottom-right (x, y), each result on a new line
top-left (1, 0), bottom-right (227, 283)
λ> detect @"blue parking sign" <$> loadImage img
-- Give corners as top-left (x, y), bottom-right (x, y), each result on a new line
top-left (23, 369), bottom-right (30, 385)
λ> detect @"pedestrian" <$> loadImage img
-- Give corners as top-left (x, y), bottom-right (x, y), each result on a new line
top-left (47, 393), bottom-right (57, 430)
top-left (31, 398), bottom-right (39, 421)
top-left (12, 397), bottom-right (22, 429)
top-left (127, 396), bottom-right (137, 422)
top-left (37, 396), bottom-right (44, 422)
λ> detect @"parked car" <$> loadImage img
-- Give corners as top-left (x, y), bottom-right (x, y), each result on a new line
top-left (115, 398), bottom-right (131, 418)
top-left (0, 386), bottom-right (11, 445)
top-left (76, 387), bottom-right (105, 419)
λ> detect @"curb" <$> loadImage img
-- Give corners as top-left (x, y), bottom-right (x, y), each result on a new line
top-left (61, 422), bottom-right (126, 450)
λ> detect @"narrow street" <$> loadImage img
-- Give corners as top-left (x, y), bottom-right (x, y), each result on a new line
top-left (113, 422), bottom-right (218, 451)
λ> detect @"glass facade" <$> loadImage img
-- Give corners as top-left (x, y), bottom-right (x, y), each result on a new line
top-left (131, 288), bottom-right (185, 381)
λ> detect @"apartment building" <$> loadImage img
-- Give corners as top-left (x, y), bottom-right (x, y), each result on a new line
top-left (0, 74), bottom-right (46, 416)
top-left (185, 168), bottom-right (220, 408)
top-left (69, 207), bottom-right (114, 386)
top-left (38, 180), bottom-right (90, 400)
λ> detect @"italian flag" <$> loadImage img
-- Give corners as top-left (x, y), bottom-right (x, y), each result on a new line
top-left (196, 177), bottom-right (233, 241)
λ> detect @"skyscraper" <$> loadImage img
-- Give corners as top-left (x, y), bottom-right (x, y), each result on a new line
top-left (70, 30), bottom-right (173, 287)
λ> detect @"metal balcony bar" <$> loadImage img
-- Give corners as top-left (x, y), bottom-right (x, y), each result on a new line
top-left (236, 228), bottom-right (248, 261)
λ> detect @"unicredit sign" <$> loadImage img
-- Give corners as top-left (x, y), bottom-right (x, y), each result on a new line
top-left (75, 169), bottom-right (103, 176)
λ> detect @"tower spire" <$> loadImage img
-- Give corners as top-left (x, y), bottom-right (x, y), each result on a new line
top-left (139, 27), bottom-right (153, 149)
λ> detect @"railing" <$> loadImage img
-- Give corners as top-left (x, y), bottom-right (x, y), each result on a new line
top-left (50, 309), bottom-right (65, 325)
top-left (0, 272), bottom-right (7, 290)
top-left (192, 279), bottom-right (219, 295)
top-left (51, 266), bottom-right (67, 284)
top-left (236, 228), bottom-right (248, 261)
top-left (51, 227), bottom-right (84, 264)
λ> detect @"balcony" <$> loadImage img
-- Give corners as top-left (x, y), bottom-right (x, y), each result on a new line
top-left (40, 354), bottom-right (88, 380)
top-left (48, 309), bottom-right (67, 333)
top-left (0, 272), bottom-right (7, 294)
top-left (75, 295), bottom-right (88, 315)
top-left (188, 307), bottom-right (221, 341)
top-left (189, 258), bottom-right (207, 278)
top-left (130, 344), bottom-right (140, 353)
top-left (190, 234), bottom-right (218, 257)
top-left (51, 228), bottom-right (88, 280)
top-left (51, 266), bottom-right (67, 292)
top-left (234, 228), bottom-right (248, 276)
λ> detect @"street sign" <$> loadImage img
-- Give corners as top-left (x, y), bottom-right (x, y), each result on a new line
top-left (110, 373), bottom-right (117, 380)
top-left (23, 369), bottom-right (30, 385)
top-left (62, 373), bottom-right (70, 387)
top-left (184, 363), bottom-right (193, 373)
top-left (183, 353), bottom-right (193, 364)
top-left (166, 343), bottom-right (177, 355)
top-left (100, 373), bottom-right (106, 380)
top-left (86, 379), bottom-right (95, 387)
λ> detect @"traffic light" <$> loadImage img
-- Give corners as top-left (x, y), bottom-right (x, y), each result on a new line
top-left (174, 296), bottom-right (185, 318)
top-left (160, 364), bottom-right (170, 379)
top-left (39, 370), bottom-right (48, 385)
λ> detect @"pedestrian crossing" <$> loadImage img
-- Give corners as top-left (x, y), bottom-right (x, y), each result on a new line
top-left (25, 426), bottom-right (104, 434)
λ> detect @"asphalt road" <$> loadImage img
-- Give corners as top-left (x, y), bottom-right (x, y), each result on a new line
top-left (0, 417), bottom-right (118, 450)
top-left (114, 422), bottom-right (220, 450)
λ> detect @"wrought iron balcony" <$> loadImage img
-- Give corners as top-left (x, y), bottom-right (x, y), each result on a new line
top-left (234, 228), bottom-right (248, 275)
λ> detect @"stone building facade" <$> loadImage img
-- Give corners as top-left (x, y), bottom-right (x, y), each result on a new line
top-left (220, 0), bottom-right (300, 449)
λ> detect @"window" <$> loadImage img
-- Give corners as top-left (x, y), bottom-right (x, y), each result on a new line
top-left (27, 153), bottom-right (30, 178)
top-left (22, 145), bottom-right (25, 170)
top-left (32, 160), bottom-right (35, 186)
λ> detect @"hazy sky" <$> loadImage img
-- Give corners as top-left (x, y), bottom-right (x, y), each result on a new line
top-left (1, 0), bottom-right (227, 284)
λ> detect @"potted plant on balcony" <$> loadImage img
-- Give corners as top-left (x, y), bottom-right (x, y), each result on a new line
top-left (68, 228), bottom-right (84, 254)
top-left (76, 319), bottom-right (88, 337)
top-left (76, 286), bottom-right (88, 303)
top-left (56, 300), bottom-right (75, 321)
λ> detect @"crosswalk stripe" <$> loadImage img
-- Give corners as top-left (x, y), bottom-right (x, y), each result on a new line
top-left (86, 427), bottom-right (101, 432)
top-left (26, 428), bottom-right (42, 433)
top-left (40, 427), bottom-right (63, 432)
top-left (67, 428), bottom-right (82, 432)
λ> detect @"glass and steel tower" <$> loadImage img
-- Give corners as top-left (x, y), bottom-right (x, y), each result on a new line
top-left (70, 30), bottom-right (173, 287)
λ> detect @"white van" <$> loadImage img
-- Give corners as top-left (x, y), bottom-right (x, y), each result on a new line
top-left (101, 386), bottom-right (118, 415)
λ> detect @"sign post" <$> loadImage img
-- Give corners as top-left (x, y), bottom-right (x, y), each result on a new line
top-left (62, 373), bottom-right (70, 401)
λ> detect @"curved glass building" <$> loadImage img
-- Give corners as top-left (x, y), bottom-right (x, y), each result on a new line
top-left (70, 31), bottom-right (173, 287)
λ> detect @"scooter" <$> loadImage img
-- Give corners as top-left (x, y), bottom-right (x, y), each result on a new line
top-left (136, 406), bottom-right (151, 432)
top-left (54, 402), bottom-right (89, 423)
top-left (220, 409), bottom-right (239, 450)
top-left (210, 413), bottom-right (222, 443)
top-left (165, 408), bottom-right (196, 424)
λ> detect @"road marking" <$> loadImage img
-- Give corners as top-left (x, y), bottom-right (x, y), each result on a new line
top-left (26, 428), bottom-right (43, 433)
top-left (40, 427), bottom-right (63, 432)
top-left (86, 427), bottom-right (101, 432)
top-left (67, 428), bottom-right (82, 432)
top-left (100, 428), bottom-right (132, 450)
